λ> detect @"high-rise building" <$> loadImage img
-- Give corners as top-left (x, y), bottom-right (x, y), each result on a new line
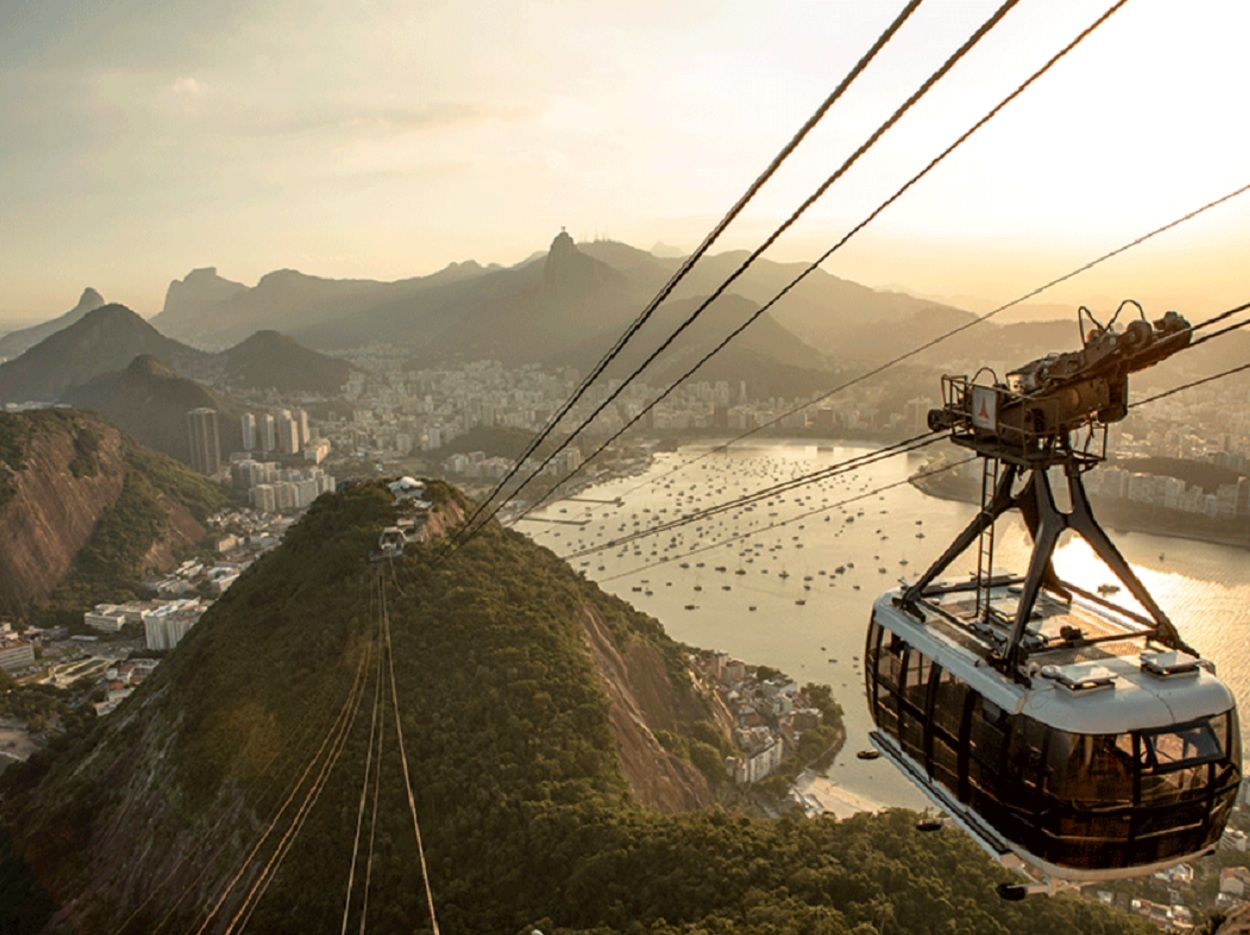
top-left (275, 409), bottom-right (300, 455)
top-left (259, 413), bottom-right (277, 453)
top-left (250, 483), bottom-right (277, 513)
top-left (294, 408), bottom-right (310, 446)
top-left (240, 412), bottom-right (257, 451)
top-left (187, 408), bottom-right (222, 475)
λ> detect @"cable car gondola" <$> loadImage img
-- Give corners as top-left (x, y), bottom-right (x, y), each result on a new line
top-left (865, 305), bottom-right (1241, 885)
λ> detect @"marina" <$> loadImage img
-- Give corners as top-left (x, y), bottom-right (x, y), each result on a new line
top-left (523, 440), bottom-right (1250, 813)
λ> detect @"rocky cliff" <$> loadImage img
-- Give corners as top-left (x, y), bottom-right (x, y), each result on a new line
top-left (1219, 904), bottom-right (1250, 934)
top-left (580, 603), bottom-right (718, 813)
top-left (0, 410), bottom-right (226, 617)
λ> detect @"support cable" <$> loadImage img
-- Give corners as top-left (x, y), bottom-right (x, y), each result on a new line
top-left (444, 0), bottom-right (927, 554)
top-left (601, 456), bottom-right (976, 583)
top-left (1187, 300), bottom-right (1250, 346)
top-left (599, 341), bottom-right (1250, 582)
top-left (445, 0), bottom-right (1026, 556)
top-left (356, 665), bottom-right (387, 935)
top-left (622, 177), bottom-right (1250, 499)
top-left (225, 640), bottom-right (373, 935)
top-left (122, 697), bottom-right (328, 934)
top-left (191, 641), bottom-right (370, 935)
top-left (501, 0), bottom-right (1136, 527)
top-left (558, 432), bottom-right (941, 562)
top-left (341, 573), bottom-right (388, 935)
top-left (1132, 359), bottom-right (1250, 408)
top-left (380, 575), bottom-right (441, 935)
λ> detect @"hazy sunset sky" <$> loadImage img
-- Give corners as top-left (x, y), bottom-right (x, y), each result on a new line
top-left (2, 0), bottom-right (1247, 323)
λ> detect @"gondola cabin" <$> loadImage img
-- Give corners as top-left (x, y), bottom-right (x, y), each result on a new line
top-left (372, 526), bottom-right (406, 562)
top-left (866, 306), bottom-right (1242, 885)
top-left (866, 580), bottom-right (1241, 882)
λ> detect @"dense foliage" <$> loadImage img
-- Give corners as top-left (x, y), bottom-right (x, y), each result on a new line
top-left (0, 410), bottom-right (91, 508)
top-left (119, 439), bottom-right (228, 523)
top-left (0, 483), bottom-right (1153, 934)
top-left (22, 429), bottom-right (230, 627)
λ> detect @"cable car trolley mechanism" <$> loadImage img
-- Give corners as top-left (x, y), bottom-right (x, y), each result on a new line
top-left (864, 303), bottom-right (1241, 892)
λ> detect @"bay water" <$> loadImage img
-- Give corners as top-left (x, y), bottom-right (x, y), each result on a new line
top-left (522, 441), bottom-right (1250, 810)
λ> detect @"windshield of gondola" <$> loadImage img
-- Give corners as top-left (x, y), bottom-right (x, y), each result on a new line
top-left (1142, 714), bottom-right (1230, 772)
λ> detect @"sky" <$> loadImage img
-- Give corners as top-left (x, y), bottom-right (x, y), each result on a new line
top-left (2, 0), bottom-right (1248, 324)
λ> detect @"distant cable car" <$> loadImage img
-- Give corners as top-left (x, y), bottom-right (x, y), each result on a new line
top-left (372, 526), bottom-right (406, 562)
top-left (866, 305), bottom-right (1241, 887)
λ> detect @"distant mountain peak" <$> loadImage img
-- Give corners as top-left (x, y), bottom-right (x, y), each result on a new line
top-left (0, 288), bottom-right (108, 361)
top-left (77, 287), bottom-right (105, 308)
top-left (549, 229), bottom-right (577, 256)
top-left (650, 241), bottom-right (686, 259)
top-left (219, 329), bottom-right (351, 396)
top-left (238, 329), bottom-right (294, 348)
top-left (257, 268), bottom-right (312, 286)
top-left (184, 267), bottom-right (221, 280)
top-left (158, 267), bottom-right (248, 337)
top-left (542, 229), bottom-right (598, 299)
top-left (0, 303), bottom-right (206, 405)
top-left (81, 303), bottom-right (146, 326)
top-left (125, 353), bottom-right (176, 379)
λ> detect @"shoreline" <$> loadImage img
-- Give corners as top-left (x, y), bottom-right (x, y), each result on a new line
top-left (911, 471), bottom-right (1250, 553)
top-left (791, 770), bottom-right (885, 820)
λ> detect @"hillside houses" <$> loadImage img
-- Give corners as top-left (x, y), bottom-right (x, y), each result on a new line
top-left (696, 650), bottom-right (825, 785)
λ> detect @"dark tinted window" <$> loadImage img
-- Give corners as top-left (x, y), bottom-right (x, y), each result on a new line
top-left (1142, 719), bottom-right (1225, 772)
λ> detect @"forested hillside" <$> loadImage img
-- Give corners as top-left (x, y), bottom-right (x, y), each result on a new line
top-left (0, 482), bottom-right (1150, 934)
top-left (0, 409), bottom-right (228, 620)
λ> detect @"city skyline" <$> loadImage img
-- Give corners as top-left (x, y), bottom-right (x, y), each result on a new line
top-left (3, 0), bottom-right (1249, 324)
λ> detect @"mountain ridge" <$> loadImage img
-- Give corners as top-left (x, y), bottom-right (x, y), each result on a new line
top-left (0, 289), bottom-right (107, 363)
top-left (0, 307), bottom-right (353, 409)
top-left (0, 305), bottom-right (208, 406)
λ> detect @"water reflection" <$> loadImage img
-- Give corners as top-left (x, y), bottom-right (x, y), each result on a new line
top-left (523, 442), bottom-right (1250, 809)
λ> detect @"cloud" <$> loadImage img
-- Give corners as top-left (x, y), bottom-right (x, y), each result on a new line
top-left (245, 101), bottom-right (528, 140)
top-left (171, 76), bottom-right (204, 98)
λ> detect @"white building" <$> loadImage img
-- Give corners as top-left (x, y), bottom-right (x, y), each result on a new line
top-left (144, 600), bottom-right (204, 651)
top-left (83, 608), bottom-right (128, 632)
top-left (259, 413), bottom-right (277, 453)
top-left (732, 734), bottom-right (785, 784)
top-left (0, 639), bottom-right (35, 673)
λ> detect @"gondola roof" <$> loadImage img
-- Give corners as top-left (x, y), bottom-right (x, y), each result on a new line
top-left (873, 586), bottom-right (1236, 734)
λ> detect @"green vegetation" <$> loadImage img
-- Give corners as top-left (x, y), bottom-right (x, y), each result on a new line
top-left (0, 670), bottom-right (84, 733)
top-left (120, 440), bottom-right (228, 523)
top-left (29, 450), bottom-right (228, 628)
top-left (0, 410), bottom-right (230, 626)
top-left (0, 483), bottom-right (1153, 934)
top-left (68, 427), bottom-right (100, 478)
top-left (0, 410), bottom-right (88, 508)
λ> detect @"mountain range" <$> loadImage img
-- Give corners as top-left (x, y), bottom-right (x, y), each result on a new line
top-left (143, 233), bottom-right (1235, 383)
top-left (145, 233), bottom-right (977, 370)
top-left (14, 234), bottom-right (1246, 420)
top-left (0, 305), bottom-right (353, 409)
